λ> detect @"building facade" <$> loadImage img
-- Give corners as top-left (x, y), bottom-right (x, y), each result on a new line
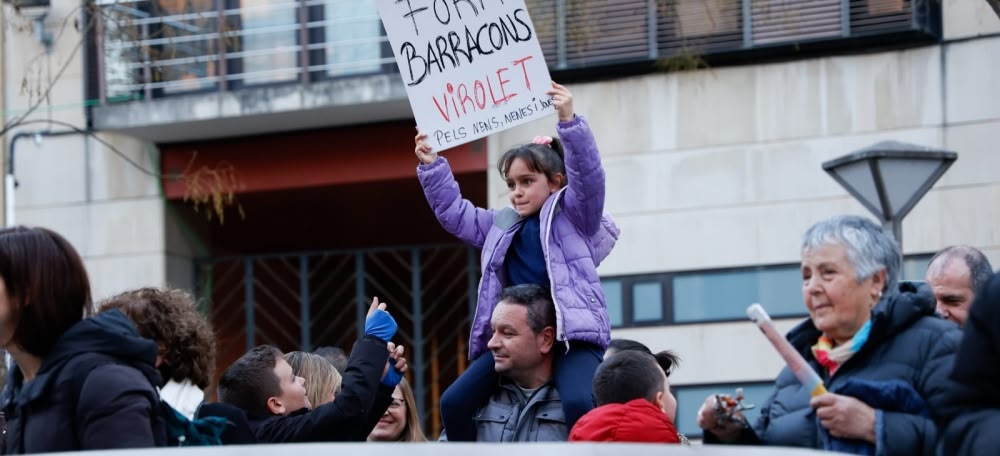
top-left (3, 0), bottom-right (998, 437)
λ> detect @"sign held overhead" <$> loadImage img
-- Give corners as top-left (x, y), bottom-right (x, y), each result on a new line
top-left (375, 0), bottom-right (555, 151)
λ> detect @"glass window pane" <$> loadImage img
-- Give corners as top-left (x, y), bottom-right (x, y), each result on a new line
top-left (672, 266), bottom-right (804, 323)
top-left (324, 0), bottom-right (382, 77)
top-left (240, 0), bottom-right (299, 85)
top-left (673, 383), bottom-right (773, 438)
top-left (902, 255), bottom-right (931, 282)
top-left (633, 281), bottom-right (663, 322)
top-left (603, 280), bottom-right (623, 327)
top-left (154, 0), bottom-right (219, 94)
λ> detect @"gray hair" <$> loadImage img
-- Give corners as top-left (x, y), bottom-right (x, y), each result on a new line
top-left (928, 245), bottom-right (994, 295)
top-left (801, 215), bottom-right (901, 296)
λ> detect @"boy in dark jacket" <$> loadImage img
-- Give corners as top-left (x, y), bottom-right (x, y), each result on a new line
top-left (210, 299), bottom-right (406, 443)
top-left (569, 350), bottom-right (681, 443)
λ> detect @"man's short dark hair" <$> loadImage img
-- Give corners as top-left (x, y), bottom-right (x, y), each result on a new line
top-left (499, 284), bottom-right (556, 334)
top-left (0, 226), bottom-right (92, 358)
top-left (313, 346), bottom-right (348, 373)
top-left (593, 351), bottom-right (664, 406)
top-left (929, 245), bottom-right (994, 295)
top-left (218, 345), bottom-right (283, 417)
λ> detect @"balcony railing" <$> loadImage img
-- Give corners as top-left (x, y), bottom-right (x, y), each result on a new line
top-left (95, 0), bottom-right (395, 102)
top-left (91, 0), bottom-right (940, 105)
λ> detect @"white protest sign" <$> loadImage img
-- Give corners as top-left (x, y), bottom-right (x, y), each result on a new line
top-left (375, 0), bottom-right (555, 151)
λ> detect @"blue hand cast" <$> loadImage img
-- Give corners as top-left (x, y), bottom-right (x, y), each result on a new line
top-left (382, 363), bottom-right (403, 388)
top-left (365, 308), bottom-right (397, 342)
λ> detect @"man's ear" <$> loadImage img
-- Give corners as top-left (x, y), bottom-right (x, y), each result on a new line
top-left (653, 390), bottom-right (665, 411)
top-left (538, 326), bottom-right (556, 354)
top-left (266, 396), bottom-right (285, 415)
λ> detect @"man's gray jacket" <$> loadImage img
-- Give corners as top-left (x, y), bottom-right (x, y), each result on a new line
top-left (467, 380), bottom-right (567, 442)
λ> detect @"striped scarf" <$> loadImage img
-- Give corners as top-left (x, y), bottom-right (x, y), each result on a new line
top-left (811, 320), bottom-right (872, 375)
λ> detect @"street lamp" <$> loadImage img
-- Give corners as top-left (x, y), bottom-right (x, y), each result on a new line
top-left (822, 141), bottom-right (957, 249)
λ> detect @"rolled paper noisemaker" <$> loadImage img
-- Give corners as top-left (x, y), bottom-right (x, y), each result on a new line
top-left (747, 303), bottom-right (828, 397)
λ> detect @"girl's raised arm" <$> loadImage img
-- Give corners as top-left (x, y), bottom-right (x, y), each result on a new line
top-left (549, 82), bottom-right (606, 236)
top-left (414, 129), bottom-right (494, 248)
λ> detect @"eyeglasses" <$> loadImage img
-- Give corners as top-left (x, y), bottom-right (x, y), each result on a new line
top-left (388, 398), bottom-right (406, 409)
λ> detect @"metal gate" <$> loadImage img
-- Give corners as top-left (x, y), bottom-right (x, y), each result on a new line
top-left (195, 244), bottom-right (478, 437)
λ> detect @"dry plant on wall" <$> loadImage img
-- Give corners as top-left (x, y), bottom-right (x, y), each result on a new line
top-left (2, 0), bottom-right (246, 224)
top-left (180, 152), bottom-right (246, 224)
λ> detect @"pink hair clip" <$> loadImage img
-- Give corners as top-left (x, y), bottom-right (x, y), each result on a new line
top-left (532, 136), bottom-right (553, 147)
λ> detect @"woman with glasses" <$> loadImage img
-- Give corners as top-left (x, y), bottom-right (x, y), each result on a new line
top-left (368, 378), bottom-right (427, 442)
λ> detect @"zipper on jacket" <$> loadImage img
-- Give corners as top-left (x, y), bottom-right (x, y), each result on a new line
top-left (541, 188), bottom-right (569, 351)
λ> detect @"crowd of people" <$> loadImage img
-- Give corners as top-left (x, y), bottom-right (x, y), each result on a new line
top-left (0, 83), bottom-right (996, 455)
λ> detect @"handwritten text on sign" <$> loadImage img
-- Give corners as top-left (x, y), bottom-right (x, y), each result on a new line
top-left (375, 0), bottom-right (555, 150)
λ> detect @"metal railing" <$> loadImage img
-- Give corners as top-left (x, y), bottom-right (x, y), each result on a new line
top-left (92, 0), bottom-right (934, 106)
top-left (96, 0), bottom-right (395, 102)
top-left (195, 244), bottom-right (478, 437)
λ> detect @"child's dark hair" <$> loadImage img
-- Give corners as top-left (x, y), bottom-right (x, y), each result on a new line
top-left (497, 137), bottom-right (567, 187)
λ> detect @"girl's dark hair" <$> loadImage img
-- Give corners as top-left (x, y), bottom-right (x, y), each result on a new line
top-left (100, 287), bottom-right (217, 388)
top-left (654, 350), bottom-right (681, 377)
top-left (608, 338), bottom-right (652, 355)
top-left (0, 226), bottom-right (92, 358)
top-left (497, 138), bottom-right (567, 187)
top-left (607, 339), bottom-right (682, 377)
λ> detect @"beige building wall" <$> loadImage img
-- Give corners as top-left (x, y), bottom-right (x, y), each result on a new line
top-left (1, 0), bottom-right (996, 391)
top-left (2, 1), bottom-right (173, 300)
top-left (488, 0), bottom-right (1000, 388)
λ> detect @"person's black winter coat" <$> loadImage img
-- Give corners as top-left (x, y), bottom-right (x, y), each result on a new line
top-left (939, 272), bottom-right (1000, 455)
top-left (708, 282), bottom-right (961, 456)
top-left (1, 309), bottom-right (166, 453)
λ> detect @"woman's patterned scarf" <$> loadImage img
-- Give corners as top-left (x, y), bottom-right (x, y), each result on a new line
top-left (811, 320), bottom-right (872, 375)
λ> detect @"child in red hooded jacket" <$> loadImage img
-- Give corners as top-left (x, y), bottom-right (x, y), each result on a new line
top-left (570, 350), bottom-right (682, 443)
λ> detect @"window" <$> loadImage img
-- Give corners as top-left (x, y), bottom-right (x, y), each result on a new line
top-left (902, 255), bottom-right (931, 281)
top-left (603, 279), bottom-right (624, 326)
top-left (673, 382), bottom-right (774, 439)
top-left (633, 281), bottom-right (664, 322)
top-left (750, 0), bottom-right (842, 46)
top-left (659, 0), bottom-right (743, 56)
top-left (605, 254), bottom-right (935, 328)
top-left (238, 0), bottom-right (300, 85)
top-left (673, 265), bottom-right (803, 323)
top-left (322, 0), bottom-right (383, 77)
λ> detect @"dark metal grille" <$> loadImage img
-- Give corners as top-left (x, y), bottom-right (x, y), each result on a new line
top-left (195, 244), bottom-right (478, 437)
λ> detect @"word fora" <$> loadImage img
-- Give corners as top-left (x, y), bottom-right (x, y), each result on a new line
top-left (432, 56), bottom-right (535, 122)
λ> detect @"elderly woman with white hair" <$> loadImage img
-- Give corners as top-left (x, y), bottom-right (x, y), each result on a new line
top-left (696, 215), bottom-right (961, 455)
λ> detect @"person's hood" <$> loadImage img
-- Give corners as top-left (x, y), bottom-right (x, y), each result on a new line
top-left (3, 309), bottom-right (161, 406)
top-left (569, 399), bottom-right (680, 443)
top-left (43, 309), bottom-right (159, 371)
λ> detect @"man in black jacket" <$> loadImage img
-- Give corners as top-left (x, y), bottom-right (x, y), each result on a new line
top-left (940, 271), bottom-right (1000, 455)
top-left (210, 298), bottom-right (407, 443)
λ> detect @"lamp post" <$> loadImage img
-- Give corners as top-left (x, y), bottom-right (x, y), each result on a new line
top-left (822, 141), bottom-right (957, 249)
